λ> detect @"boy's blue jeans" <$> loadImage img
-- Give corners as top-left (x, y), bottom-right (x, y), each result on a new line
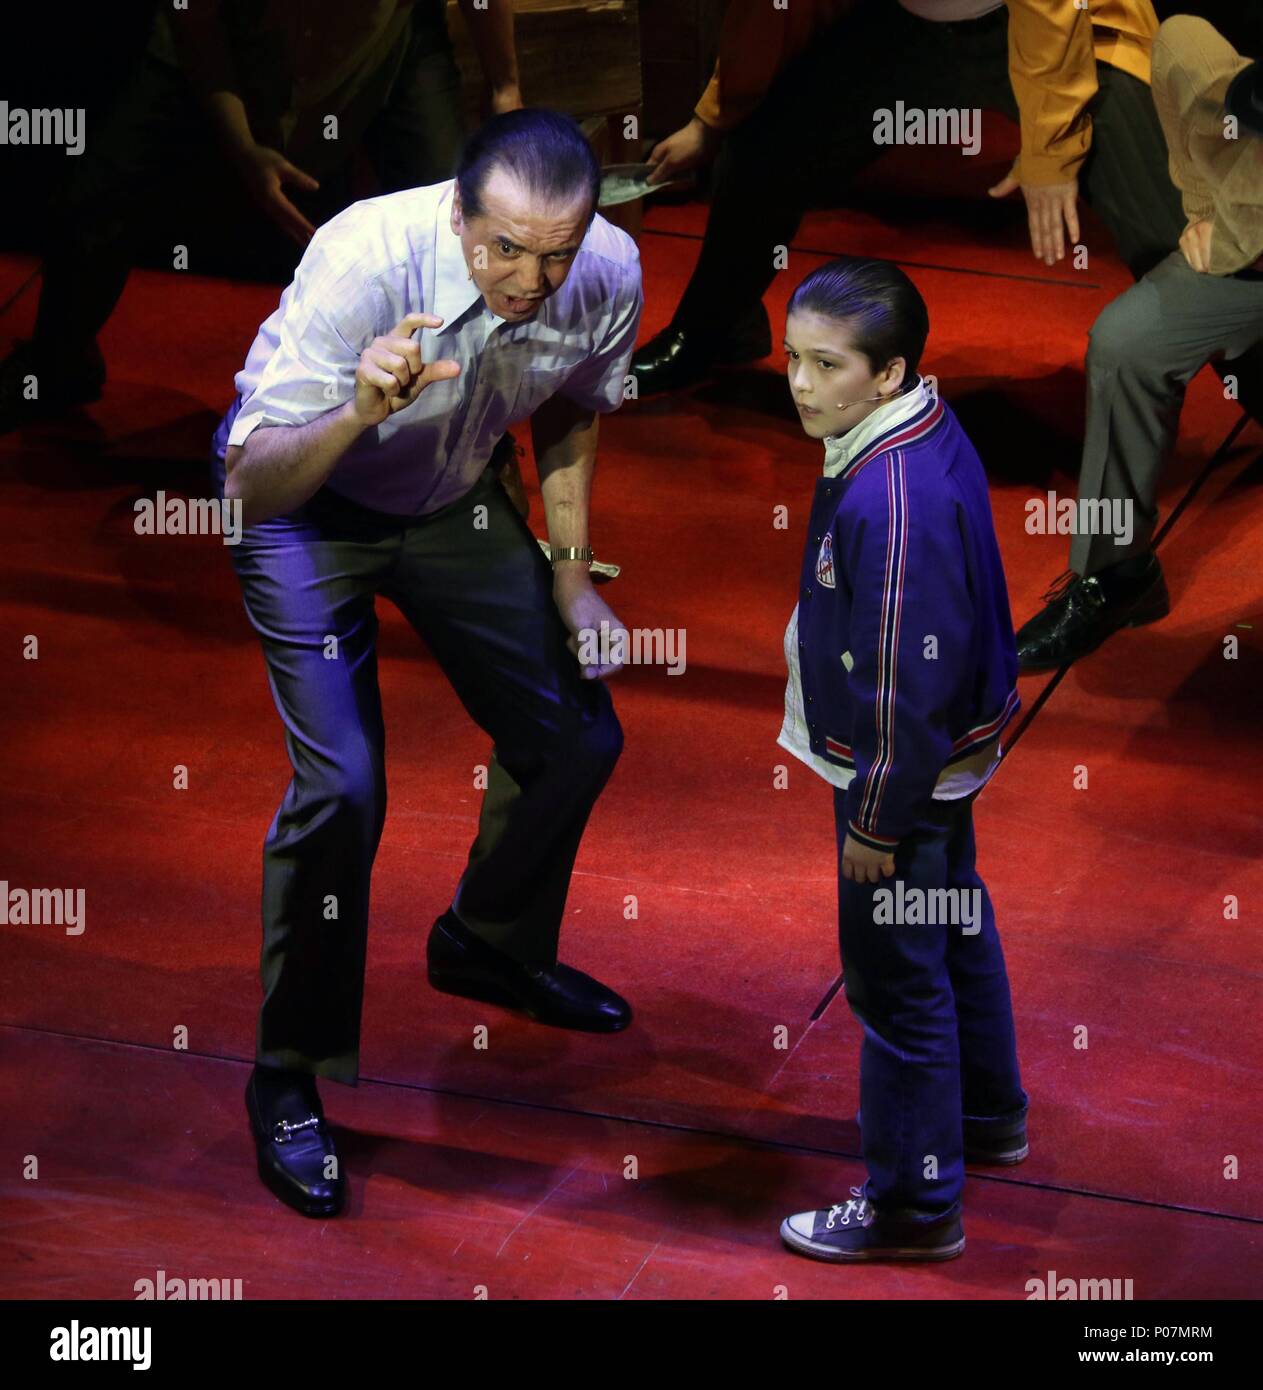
top-left (834, 786), bottom-right (1027, 1223)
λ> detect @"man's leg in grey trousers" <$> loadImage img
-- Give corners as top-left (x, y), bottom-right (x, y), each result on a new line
top-left (1071, 251), bottom-right (1263, 576)
top-left (1081, 63), bottom-right (1263, 423)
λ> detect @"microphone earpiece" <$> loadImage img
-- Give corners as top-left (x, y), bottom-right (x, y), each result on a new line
top-left (832, 379), bottom-right (918, 411)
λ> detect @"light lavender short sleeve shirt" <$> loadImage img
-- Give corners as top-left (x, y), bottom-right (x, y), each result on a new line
top-left (218, 178), bottom-right (643, 516)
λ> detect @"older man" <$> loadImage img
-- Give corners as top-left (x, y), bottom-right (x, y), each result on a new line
top-left (212, 109), bottom-right (643, 1218)
top-left (1017, 15), bottom-right (1263, 670)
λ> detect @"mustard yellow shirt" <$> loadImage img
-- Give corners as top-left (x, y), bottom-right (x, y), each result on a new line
top-left (1150, 14), bottom-right (1263, 275)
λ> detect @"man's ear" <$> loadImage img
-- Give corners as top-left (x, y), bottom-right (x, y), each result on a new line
top-left (882, 357), bottom-right (908, 397)
top-left (450, 187), bottom-right (463, 235)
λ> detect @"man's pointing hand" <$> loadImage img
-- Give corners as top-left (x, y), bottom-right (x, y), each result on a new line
top-left (353, 312), bottom-right (460, 426)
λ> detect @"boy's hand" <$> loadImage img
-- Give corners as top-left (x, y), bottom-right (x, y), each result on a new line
top-left (842, 833), bottom-right (896, 884)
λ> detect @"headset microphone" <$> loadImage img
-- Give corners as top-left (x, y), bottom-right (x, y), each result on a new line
top-left (832, 378), bottom-right (921, 411)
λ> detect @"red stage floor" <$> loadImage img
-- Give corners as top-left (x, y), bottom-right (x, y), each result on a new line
top-left (2, 151), bottom-right (1261, 1298)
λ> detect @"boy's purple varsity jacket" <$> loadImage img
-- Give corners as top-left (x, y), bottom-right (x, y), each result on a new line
top-left (794, 388), bottom-right (1021, 853)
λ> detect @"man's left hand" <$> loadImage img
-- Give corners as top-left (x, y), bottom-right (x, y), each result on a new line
top-left (553, 572), bottom-right (628, 681)
top-left (1180, 219), bottom-right (1214, 273)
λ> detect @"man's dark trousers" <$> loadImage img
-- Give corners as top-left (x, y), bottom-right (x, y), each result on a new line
top-left (834, 786), bottom-right (1027, 1221)
top-left (212, 451), bottom-right (623, 1086)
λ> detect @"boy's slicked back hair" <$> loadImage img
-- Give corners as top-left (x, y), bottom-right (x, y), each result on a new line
top-left (788, 256), bottom-right (930, 381)
top-left (456, 108), bottom-right (602, 225)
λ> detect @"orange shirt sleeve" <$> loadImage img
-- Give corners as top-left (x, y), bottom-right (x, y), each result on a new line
top-left (1004, 0), bottom-right (1099, 184)
top-left (1005, 0), bottom-right (1159, 185)
top-left (694, 0), bottom-right (854, 132)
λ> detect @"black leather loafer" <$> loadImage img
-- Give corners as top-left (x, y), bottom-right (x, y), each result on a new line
top-left (427, 911), bottom-right (632, 1033)
top-left (629, 304), bottom-right (772, 397)
top-left (245, 1067), bottom-right (345, 1218)
top-left (628, 326), bottom-right (715, 395)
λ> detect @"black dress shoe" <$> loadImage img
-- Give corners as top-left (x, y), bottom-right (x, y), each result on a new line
top-left (245, 1066), bottom-right (345, 1218)
top-left (427, 911), bottom-right (632, 1033)
top-left (628, 326), bottom-right (715, 395)
top-left (629, 303), bottom-right (772, 397)
top-left (1016, 553), bottom-right (1169, 673)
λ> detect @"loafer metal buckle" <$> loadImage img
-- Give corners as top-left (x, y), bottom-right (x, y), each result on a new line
top-left (271, 1115), bottom-right (321, 1144)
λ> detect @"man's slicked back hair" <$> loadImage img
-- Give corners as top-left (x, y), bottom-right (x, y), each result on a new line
top-left (456, 108), bottom-right (601, 225)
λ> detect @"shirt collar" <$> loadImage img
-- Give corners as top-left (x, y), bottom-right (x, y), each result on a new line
top-left (433, 181), bottom-right (487, 329)
top-left (822, 376), bottom-right (929, 478)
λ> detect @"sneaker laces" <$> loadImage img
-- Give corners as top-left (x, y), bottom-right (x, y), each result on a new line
top-left (825, 1185), bottom-right (870, 1229)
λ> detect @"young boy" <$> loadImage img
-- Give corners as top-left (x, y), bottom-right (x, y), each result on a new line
top-left (775, 257), bottom-right (1028, 1262)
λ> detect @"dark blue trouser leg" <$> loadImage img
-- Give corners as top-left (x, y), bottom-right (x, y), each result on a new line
top-left (835, 789), bottom-right (1025, 1220)
top-left (943, 803), bottom-right (1027, 1136)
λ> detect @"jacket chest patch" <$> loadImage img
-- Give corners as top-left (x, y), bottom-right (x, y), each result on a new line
top-left (815, 532), bottom-right (836, 589)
